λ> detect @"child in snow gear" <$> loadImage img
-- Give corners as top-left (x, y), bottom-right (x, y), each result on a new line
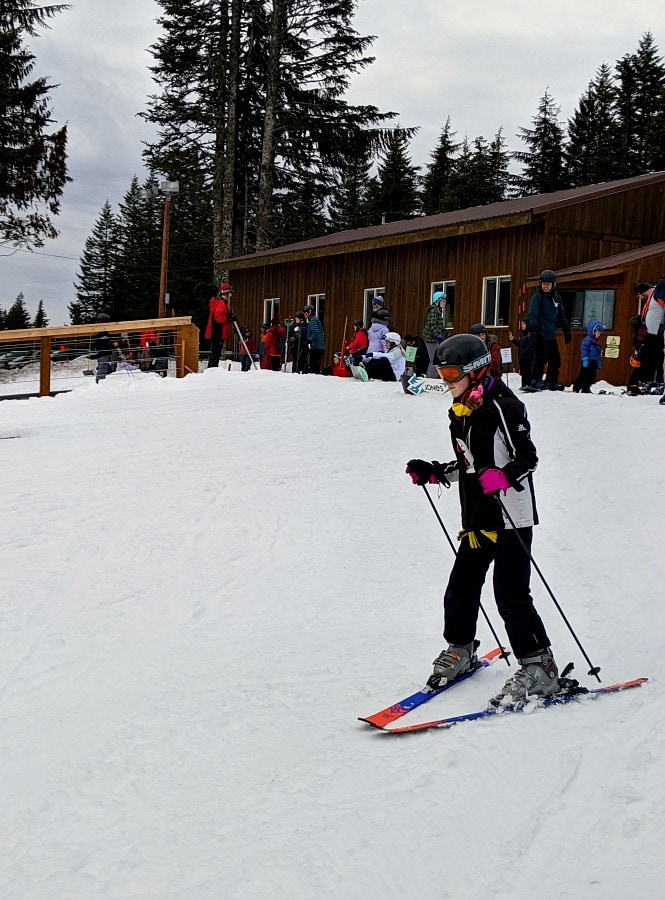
top-left (509, 319), bottom-right (534, 390)
top-left (572, 320), bottom-right (604, 393)
top-left (525, 270), bottom-right (570, 390)
top-left (402, 334), bottom-right (430, 377)
top-left (361, 332), bottom-right (406, 382)
top-left (405, 333), bottom-right (561, 706)
top-left (345, 319), bottom-right (369, 365)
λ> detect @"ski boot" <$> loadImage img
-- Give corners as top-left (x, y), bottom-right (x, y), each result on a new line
top-left (660, 392), bottom-right (665, 406)
top-left (489, 648), bottom-right (561, 707)
top-left (426, 640), bottom-right (479, 691)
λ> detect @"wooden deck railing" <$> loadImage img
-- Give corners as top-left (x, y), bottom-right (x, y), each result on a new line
top-left (0, 317), bottom-right (200, 397)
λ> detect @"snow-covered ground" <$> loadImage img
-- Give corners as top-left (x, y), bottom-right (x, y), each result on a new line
top-left (1, 367), bottom-right (663, 899)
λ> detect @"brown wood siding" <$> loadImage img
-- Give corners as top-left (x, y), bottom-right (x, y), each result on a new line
top-left (226, 179), bottom-right (665, 387)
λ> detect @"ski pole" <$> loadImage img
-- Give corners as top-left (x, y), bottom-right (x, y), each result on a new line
top-left (421, 485), bottom-right (511, 665)
top-left (493, 493), bottom-right (601, 682)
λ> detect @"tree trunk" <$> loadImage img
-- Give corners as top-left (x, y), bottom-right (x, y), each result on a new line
top-left (220, 0), bottom-right (241, 264)
top-left (255, 0), bottom-right (286, 251)
top-left (212, 0), bottom-right (230, 283)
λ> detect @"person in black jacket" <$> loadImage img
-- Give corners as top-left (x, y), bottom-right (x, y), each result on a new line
top-left (403, 334), bottom-right (430, 377)
top-left (93, 313), bottom-right (120, 383)
top-left (405, 333), bottom-right (562, 706)
top-left (525, 269), bottom-right (571, 391)
top-left (509, 318), bottom-right (534, 390)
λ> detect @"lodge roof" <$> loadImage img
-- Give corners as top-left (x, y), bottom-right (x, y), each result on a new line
top-left (223, 171), bottom-right (665, 269)
top-left (532, 240), bottom-right (665, 284)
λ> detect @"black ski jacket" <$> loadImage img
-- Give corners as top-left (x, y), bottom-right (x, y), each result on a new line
top-left (446, 379), bottom-right (539, 532)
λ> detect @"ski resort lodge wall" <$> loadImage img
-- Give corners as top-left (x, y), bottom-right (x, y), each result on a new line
top-left (223, 171), bottom-right (665, 386)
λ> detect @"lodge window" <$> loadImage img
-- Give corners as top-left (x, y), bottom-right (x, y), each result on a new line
top-left (431, 281), bottom-right (455, 330)
top-left (307, 293), bottom-right (326, 325)
top-left (559, 289), bottom-right (615, 330)
top-left (482, 276), bottom-right (511, 327)
top-left (264, 298), bottom-right (280, 324)
top-left (363, 287), bottom-right (386, 325)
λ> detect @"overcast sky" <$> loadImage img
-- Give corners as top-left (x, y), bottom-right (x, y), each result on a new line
top-left (1, 0), bottom-right (662, 325)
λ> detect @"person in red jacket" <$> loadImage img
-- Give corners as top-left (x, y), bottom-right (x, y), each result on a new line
top-left (265, 317), bottom-right (287, 371)
top-left (138, 328), bottom-right (158, 371)
top-left (206, 283), bottom-right (232, 368)
top-left (345, 319), bottom-right (369, 364)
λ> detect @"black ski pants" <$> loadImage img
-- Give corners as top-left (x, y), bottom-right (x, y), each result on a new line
top-left (573, 360), bottom-right (600, 393)
top-left (531, 336), bottom-right (561, 385)
top-left (628, 333), bottom-right (664, 386)
top-left (442, 528), bottom-right (550, 660)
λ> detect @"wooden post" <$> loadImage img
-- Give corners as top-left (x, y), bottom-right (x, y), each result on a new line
top-left (39, 335), bottom-right (51, 396)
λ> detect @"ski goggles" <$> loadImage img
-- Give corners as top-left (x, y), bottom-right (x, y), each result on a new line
top-left (436, 364), bottom-right (467, 383)
top-left (436, 351), bottom-right (491, 382)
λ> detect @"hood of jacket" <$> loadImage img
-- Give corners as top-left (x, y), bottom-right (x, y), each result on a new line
top-left (586, 319), bottom-right (603, 337)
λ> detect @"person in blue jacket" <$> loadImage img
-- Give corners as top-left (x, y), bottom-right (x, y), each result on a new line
top-left (302, 305), bottom-right (325, 374)
top-left (525, 269), bottom-right (571, 391)
top-left (572, 320), bottom-right (604, 393)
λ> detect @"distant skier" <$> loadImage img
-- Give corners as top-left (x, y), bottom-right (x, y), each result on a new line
top-left (405, 333), bottom-right (563, 706)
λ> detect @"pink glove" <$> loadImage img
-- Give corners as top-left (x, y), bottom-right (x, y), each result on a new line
top-left (479, 469), bottom-right (510, 495)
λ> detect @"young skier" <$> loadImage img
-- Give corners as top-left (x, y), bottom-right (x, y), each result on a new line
top-left (572, 320), bottom-right (604, 393)
top-left (405, 333), bottom-right (562, 706)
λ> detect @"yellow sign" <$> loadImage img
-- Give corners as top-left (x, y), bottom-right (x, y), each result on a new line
top-left (605, 335), bottom-right (620, 359)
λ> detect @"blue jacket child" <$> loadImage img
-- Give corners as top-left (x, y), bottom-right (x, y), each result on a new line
top-left (572, 319), bottom-right (604, 393)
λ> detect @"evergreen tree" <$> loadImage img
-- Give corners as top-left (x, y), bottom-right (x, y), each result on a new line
top-left (5, 293), bottom-right (31, 328)
top-left (565, 63), bottom-right (620, 186)
top-left (366, 129), bottom-right (420, 223)
top-left (143, 0), bottom-right (394, 270)
top-left (114, 177), bottom-right (163, 320)
top-left (33, 299), bottom-right (48, 327)
top-left (71, 201), bottom-right (120, 324)
top-left (442, 136), bottom-right (474, 211)
top-left (327, 148), bottom-right (375, 231)
top-left (421, 118), bottom-right (460, 215)
top-left (614, 33), bottom-right (665, 176)
top-left (513, 89), bottom-right (567, 195)
top-left (0, 1), bottom-right (69, 247)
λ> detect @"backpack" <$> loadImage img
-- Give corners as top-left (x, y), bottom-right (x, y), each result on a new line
top-left (275, 330), bottom-right (285, 354)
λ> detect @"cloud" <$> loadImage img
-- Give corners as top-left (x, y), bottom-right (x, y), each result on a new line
top-left (1, 0), bottom-right (662, 325)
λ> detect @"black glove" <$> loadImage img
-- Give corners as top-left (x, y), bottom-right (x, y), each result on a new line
top-left (563, 329), bottom-right (571, 345)
top-left (405, 459), bottom-right (450, 488)
top-left (228, 311), bottom-right (237, 323)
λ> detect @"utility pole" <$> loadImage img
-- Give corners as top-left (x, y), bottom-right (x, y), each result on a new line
top-left (142, 179), bottom-right (179, 318)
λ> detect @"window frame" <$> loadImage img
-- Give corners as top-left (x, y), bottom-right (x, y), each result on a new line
top-left (482, 276), bottom-right (511, 328)
top-left (263, 297), bottom-right (280, 324)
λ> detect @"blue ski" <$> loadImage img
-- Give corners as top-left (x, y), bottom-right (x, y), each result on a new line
top-left (358, 646), bottom-right (505, 728)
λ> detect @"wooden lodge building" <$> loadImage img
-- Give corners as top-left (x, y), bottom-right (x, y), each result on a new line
top-left (223, 171), bottom-right (665, 385)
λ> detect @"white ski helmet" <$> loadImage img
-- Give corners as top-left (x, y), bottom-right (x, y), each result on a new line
top-left (385, 331), bottom-right (401, 346)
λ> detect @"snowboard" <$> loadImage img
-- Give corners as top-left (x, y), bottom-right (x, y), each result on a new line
top-left (402, 372), bottom-right (448, 396)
